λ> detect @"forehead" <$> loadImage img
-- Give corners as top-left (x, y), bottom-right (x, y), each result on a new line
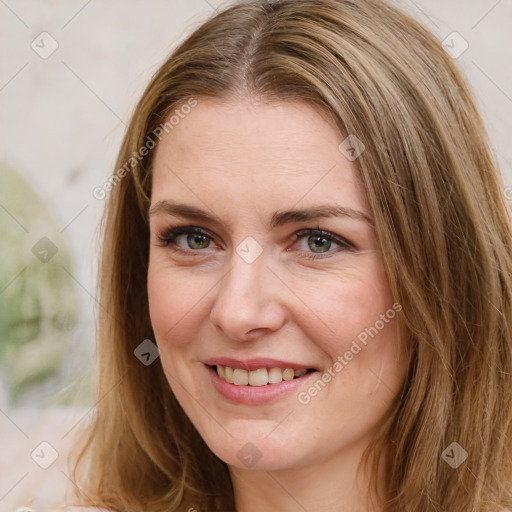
top-left (150, 97), bottom-right (367, 212)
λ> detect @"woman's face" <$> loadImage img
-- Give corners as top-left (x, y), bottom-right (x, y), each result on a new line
top-left (148, 97), bottom-right (407, 472)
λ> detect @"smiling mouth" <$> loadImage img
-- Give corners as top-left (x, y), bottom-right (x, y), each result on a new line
top-left (211, 365), bottom-right (316, 386)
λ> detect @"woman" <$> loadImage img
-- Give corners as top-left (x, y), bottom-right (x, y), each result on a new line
top-left (69, 0), bottom-right (512, 510)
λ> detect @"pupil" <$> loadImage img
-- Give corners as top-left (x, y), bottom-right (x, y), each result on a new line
top-left (188, 234), bottom-right (209, 249)
top-left (309, 236), bottom-right (330, 253)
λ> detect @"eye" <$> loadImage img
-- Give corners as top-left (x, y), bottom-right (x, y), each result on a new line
top-left (291, 228), bottom-right (352, 260)
top-left (156, 226), bottom-right (217, 254)
top-left (155, 225), bottom-right (353, 259)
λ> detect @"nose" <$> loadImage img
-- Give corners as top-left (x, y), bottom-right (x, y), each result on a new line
top-left (209, 248), bottom-right (286, 342)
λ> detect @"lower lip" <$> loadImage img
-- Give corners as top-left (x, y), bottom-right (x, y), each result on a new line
top-left (207, 365), bottom-right (318, 405)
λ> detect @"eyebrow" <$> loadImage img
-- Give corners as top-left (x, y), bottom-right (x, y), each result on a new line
top-left (148, 200), bottom-right (374, 230)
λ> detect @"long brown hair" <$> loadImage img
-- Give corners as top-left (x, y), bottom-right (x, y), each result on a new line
top-left (72, 1), bottom-right (512, 510)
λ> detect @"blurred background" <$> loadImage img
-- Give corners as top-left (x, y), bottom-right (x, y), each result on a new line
top-left (0, 0), bottom-right (511, 509)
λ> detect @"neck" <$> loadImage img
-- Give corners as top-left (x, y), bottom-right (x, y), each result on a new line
top-left (229, 440), bottom-right (387, 512)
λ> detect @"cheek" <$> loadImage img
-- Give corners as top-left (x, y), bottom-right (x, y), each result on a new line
top-left (147, 264), bottom-right (206, 347)
top-left (298, 258), bottom-right (395, 354)
top-left (305, 277), bottom-right (403, 424)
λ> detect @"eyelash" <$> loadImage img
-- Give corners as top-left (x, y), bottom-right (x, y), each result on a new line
top-left (156, 225), bottom-right (353, 260)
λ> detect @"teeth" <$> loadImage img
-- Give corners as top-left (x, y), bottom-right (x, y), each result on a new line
top-left (224, 366), bottom-right (234, 383)
top-left (215, 365), bottom-right (311, 386)
top-left (249, 368), bottom-right (268, 386)
top-left (268, 367), bottom-right (283, 384)
top-left (282, 368), bottom-right (294, 381)
top-left (233, 368), bottom-right (249, 385)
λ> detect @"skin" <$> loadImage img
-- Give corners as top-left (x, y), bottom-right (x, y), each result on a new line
top-left (147, 96), bottom-right (408, 512)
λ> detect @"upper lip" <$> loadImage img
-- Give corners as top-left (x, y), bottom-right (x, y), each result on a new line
top-left (204, 357), bottom-right (317, 371)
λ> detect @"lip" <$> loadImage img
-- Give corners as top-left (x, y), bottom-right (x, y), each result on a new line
top-left (204, 357), bottom-right (316, 372)
top-left (206, 364), bottom-right (318, 405)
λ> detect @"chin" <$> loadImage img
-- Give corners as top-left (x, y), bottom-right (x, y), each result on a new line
top-left (213, 439), bottom-right (304, 472)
